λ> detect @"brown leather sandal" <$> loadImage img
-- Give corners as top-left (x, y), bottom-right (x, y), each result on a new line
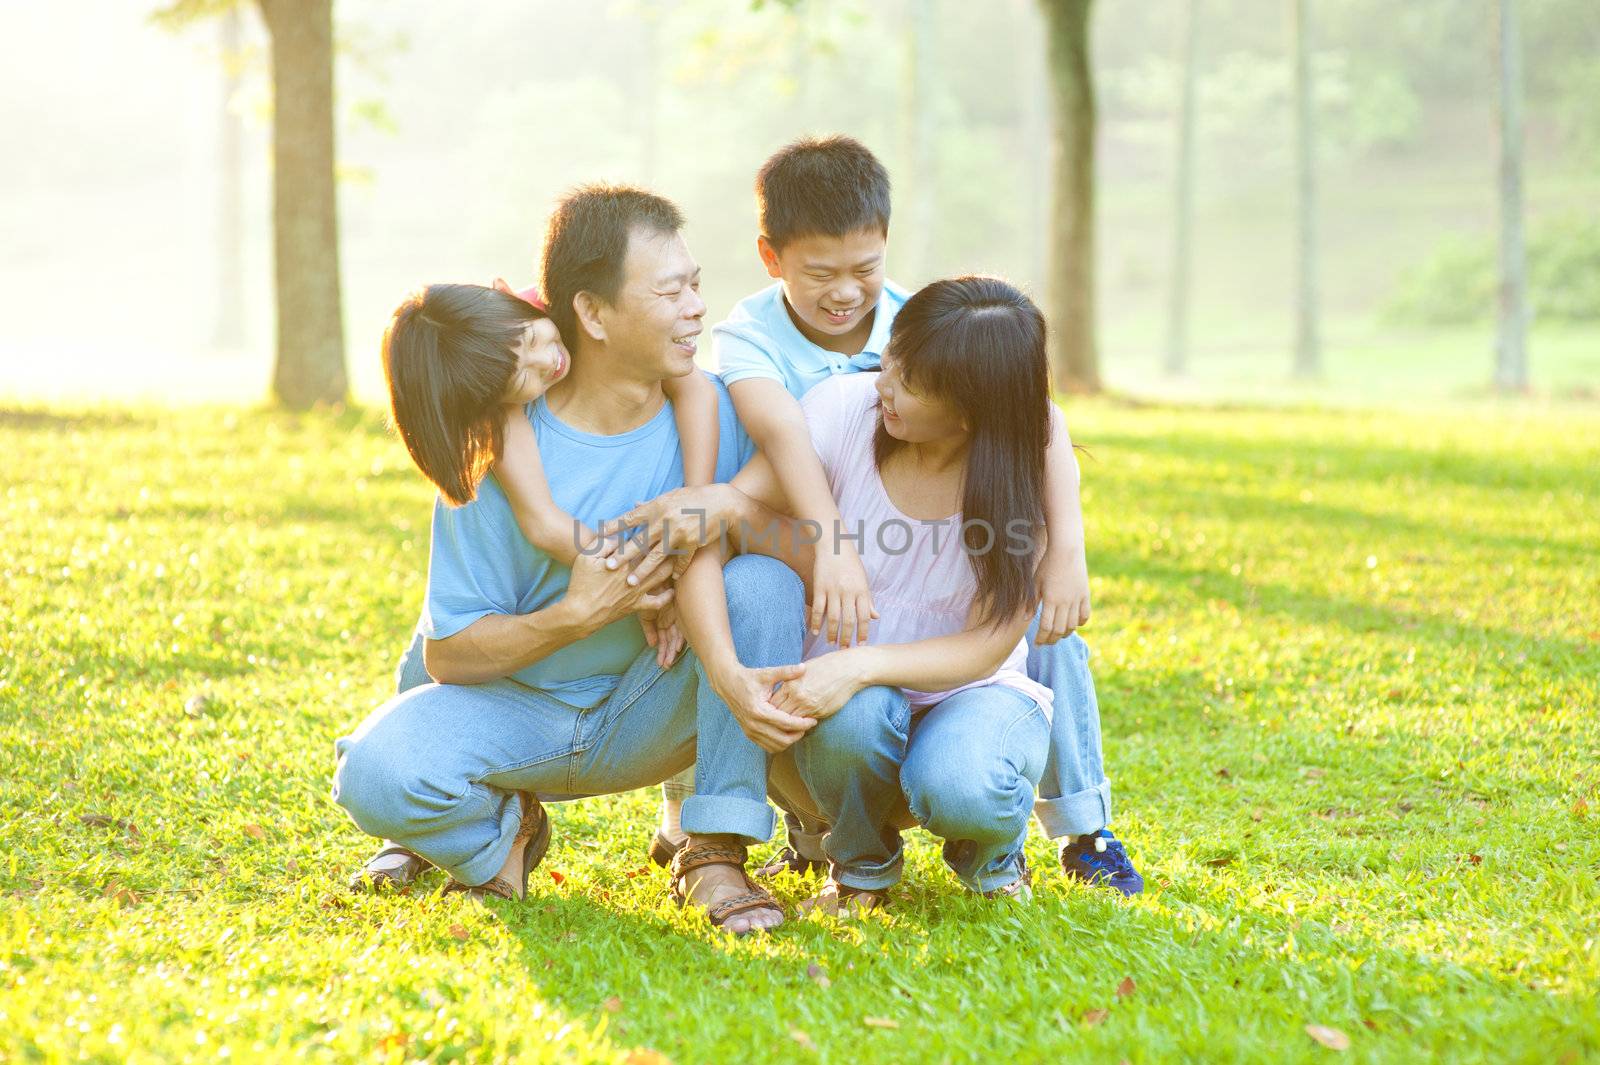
top-left (647, 829), bottom-right (684, 868)
top-left (442, 792), bottom-right (551, 901)
top-left (669, 841), bottom-right (784, 935)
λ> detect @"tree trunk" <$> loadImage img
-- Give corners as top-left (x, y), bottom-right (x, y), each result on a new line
top-left (1165, 0), bottom-right (1200, 378)
top-left (213, 5), bottom-right (246, 350)
top-left (1291, 0), bottom-right (1320, 379)
top-left (1494, 0), bottom-right (1529, 391)
top-left (260, 0), bottom-right (347, 409)
top-left (1017, 0), bottom-right (1050, 295)
top-left (1038, 0), bottom-right (1099, 393)
top-left (900, 0), bottom-right (938, 284)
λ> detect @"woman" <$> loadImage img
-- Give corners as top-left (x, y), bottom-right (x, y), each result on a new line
top-left (677, 276), bottom-right (1055, 910)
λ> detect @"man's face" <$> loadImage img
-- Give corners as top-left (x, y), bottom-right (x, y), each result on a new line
top-left (761, 227), bottom-right (887, 352)
top-left (600, 227), bottom-right (705, 380)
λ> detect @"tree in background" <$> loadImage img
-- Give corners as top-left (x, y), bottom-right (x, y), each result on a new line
top-left (1290, 0), bottom-right (1320, 379)
top-left (155, 0), bottom-right (347, 409)
top-left (1038, 0), bottom-right (1100, 393)
top-left (1494, 0), bottom-right (1529, 392)
top-left (1165, 0), bottom-right (1200, 378)
top-left (213, 5), bottom-right (246, 350)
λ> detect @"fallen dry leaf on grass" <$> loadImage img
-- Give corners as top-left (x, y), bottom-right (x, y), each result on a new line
top-left (1082, 1008), bottom-right (1109, 1027)
top-left (1305, 1024), bottom-right (1350, 1050)
top-left (603, 996), bottom-right (623, 1014)
top-left (862, 1016), bottom-right (899, 1029)
top-left (790, 1028), bottom-right (817, 1050)
top-left (243, 823), bottom-right (266, 840)
top-left (623, 1051), bottom-right (671, 1065)
top-left (448, 924), bottom-right (468, 941)
top-left (1116, 977), bottom-right (1136, 1000)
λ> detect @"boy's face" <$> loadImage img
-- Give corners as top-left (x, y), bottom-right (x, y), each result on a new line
top-left (500, 318), bottom-right (570, 404)
top-left (760, 227), bottom-right (887, 350)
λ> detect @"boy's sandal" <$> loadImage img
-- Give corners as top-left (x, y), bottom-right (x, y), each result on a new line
top-left (669, 841), bottom-right (784, 934)
top-left (442, 792), bottom-right (551, 902)
top-left (348, 843), bottom-right (430, 893)
top-left (799, 879), bottom-right (889, 918)
top-left (647, 830), bottom-right (684, 869)
top-left (754, 845), bottom-right (827, 879)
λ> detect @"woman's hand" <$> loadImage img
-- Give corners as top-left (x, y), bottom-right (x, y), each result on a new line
top-left (810, 547), bottom-right (878, 647)
top-left (708, 661), bottom-right (814, 753)
top-left (1035, 545), bottom-right (1090, 646)
top-left (771, 648), bottom-right (870, 722)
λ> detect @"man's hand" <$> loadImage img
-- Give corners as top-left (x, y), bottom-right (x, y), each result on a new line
top-left (770, 648), bottom-right (868, 722)
top-left (708, 661), bottom-right (813, 753)
top-left (608, 485), bottom-right (742, 587)
top-left (1035, 545), bottom-right (1091, 646)
top-left (566, 536), bottom-right (675, 634)
top-left (810, 547), bottom-right (878, 647)
top-left (639, 600), bottom-right (687, 669)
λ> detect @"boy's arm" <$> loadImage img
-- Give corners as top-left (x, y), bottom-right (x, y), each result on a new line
top-left (1035, 404), bottom-right (1091, 645)
top-left (729, 378), bottom-right (876, 647)
top-left (496, 408), bottom-right (595, 566)
top-left (662, 371), bottom-right (720, 487)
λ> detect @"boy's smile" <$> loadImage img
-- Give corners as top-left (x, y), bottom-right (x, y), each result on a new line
top-left (759, 227), bottom-right (887, 354)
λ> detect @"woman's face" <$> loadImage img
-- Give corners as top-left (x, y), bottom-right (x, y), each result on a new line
top-left (501, 318), bottom-right (570, 404)
top-left (875, 350), bottom-right (967, 444)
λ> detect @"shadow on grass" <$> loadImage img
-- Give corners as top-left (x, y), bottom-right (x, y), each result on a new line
top-left (0, 408), bottom-right (159, 432)
top-left (1088, 428), bottom-right (1600, 496)
top-left (1094, 549), bottom-right (1596, 665)
top-left (1097, 480), bottom-right (1595, 561)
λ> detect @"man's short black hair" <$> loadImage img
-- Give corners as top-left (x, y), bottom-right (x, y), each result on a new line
top-left (755, 135), bottom-right (891, 250)
top-left (540, 183), bottom-right (686, 347)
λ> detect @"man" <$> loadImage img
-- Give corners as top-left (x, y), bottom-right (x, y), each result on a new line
top-left (334, 184), bottom-right (809, 934)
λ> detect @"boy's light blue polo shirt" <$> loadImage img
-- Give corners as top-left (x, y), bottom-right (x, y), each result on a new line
top-left (418, 371), bottom-right (754, 709)
top-left (713, 280), bottom-right (910, 400)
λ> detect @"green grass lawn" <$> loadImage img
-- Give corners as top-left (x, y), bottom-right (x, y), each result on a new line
top-left (2, 398), bottom-right (1596, 1064)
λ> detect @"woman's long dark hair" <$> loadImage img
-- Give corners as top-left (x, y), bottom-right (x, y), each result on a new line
top-left (873, 276), bottom-right (1051, 627)
top-left (381, 283), bottom-right (545, 506)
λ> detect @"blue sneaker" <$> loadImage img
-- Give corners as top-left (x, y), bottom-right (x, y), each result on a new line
top-left (1059, 829), bottom-right (1144, 896)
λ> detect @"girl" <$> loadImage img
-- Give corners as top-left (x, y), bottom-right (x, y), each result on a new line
top-left (676, 276), bottom-right (1058, 911)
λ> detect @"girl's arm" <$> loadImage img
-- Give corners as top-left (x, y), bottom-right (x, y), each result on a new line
top-left (495, 407), bottom-right (595, 565)
top-left (662, 371), bottom-right (720, 487)
top-left (771, 598), bottom-right (1034, 723)
top-left (1035, 404), bottom-right (1091, 645)
top-left (728, 378), bottom-right (876, 647)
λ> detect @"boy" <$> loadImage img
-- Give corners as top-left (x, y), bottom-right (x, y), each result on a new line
top-left (701, 135), bottom-right (1143, 893)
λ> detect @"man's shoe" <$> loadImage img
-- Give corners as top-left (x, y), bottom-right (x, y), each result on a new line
top-left (1059, 829), bottom-right (1143, 896)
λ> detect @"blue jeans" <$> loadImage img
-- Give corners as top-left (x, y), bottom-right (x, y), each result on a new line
top-left (782, 683), bottom-right (1050, 893)
top-left (1027, 620), bottom-right (1114, 838)
top-left (332, 556), bottom-right (796, 886)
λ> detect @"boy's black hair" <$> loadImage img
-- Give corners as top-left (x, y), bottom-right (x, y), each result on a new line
top-left (755, 135), bottom-right (891, 250)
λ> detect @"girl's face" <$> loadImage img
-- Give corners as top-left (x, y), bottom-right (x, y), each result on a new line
top-left (501, 318), bottom-right (570, 403)
top-left (875, 350), bottom-right (967, 444)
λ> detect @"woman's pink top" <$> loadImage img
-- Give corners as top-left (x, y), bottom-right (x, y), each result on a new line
top-left (799, 373), bottom-right (1052, 719)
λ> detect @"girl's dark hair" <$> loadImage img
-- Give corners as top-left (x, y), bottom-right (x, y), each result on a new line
top-left (381, 283), bottom-right (544, 506)
top-left (873, 276), bottom-right (1051, 627)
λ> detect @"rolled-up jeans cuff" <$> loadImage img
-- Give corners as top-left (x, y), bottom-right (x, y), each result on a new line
top-left (789, 826), bottom-right (828, 863)
top-left (1033, 781), bottom-right (1112, 839)
top-left (831, 850), bottom-right (903, 892)
top-left (680, 795), bottom-right (776, 846)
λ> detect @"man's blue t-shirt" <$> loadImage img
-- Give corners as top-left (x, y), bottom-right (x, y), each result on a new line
top-left (713, 280), bottom-right (910, 400)
top-left (418, 371), bottom-right (754, 709)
